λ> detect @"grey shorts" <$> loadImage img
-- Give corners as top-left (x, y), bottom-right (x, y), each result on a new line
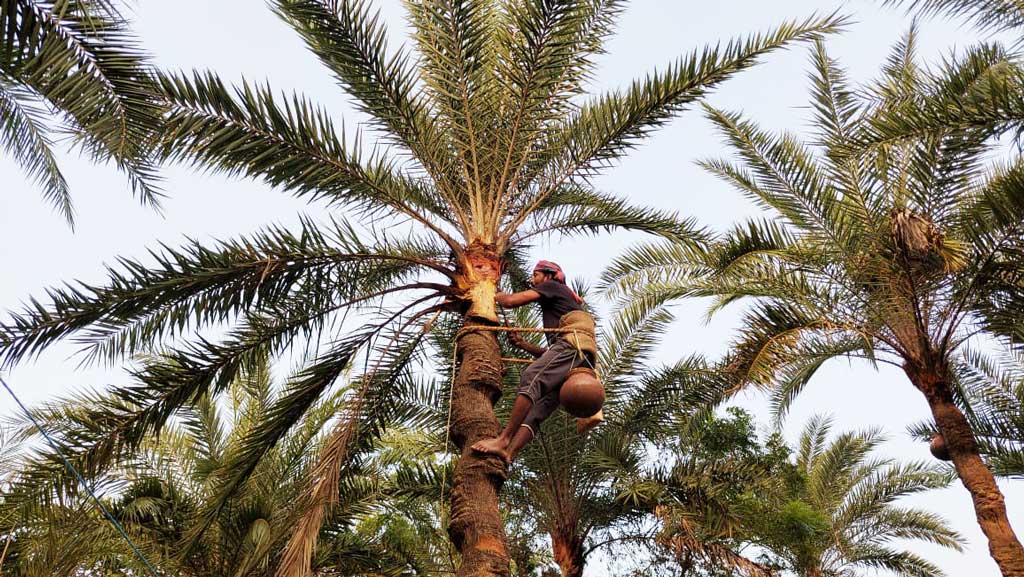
top-left (519, 339), bottom-right (589, 434)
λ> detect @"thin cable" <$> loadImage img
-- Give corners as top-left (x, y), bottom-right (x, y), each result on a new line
top-left (0, 376), bottom-right (161, 577)
top-left (439, 336), bottom-right (459, 525)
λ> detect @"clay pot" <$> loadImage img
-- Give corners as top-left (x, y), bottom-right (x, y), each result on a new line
top-left (930, 432), bottom-right (951, 461)
top-left (560, 367), bottom-right (604, 418)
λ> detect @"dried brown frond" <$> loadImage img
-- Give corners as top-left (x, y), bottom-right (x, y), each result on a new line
top-left (275, 395), bottom-right (364, 577)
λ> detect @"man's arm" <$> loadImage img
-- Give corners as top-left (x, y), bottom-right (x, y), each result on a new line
top-left (496, 289), bottom-right (541, 308)
top-left (509, 332), bottom-right (547, 358)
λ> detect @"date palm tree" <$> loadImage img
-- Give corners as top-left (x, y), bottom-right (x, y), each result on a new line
top-left (603, 36), bottom-right (1024, 574)
top-left (0, 1), bottom-right (842, 575)
top-left (740, 416), bottom-right (962, 577)
top-left (0, 0), bottom-right (162, 223)
top-left (0, 356), bottom-right (447, 576)
top-left (494, 292), bottom-right (727, 577)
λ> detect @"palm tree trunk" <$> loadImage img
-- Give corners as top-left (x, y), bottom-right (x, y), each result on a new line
top-left (448, 319), bottom-right (510, 577)
top-left (905, 363), bottom-right (1024, 576)
top-left (551, 533), bottom-right (585, 577)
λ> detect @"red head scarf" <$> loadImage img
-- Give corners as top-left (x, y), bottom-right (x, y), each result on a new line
top-left (533, 260), bottom-right (583, 303)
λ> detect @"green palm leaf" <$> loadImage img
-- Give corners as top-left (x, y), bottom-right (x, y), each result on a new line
top-left (1, 0), bottom-right (164, 216)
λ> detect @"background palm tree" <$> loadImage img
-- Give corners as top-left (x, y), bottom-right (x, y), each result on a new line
top-left (602, 35), bottom-right (1024, 574)
top-left (739, 416), bottom-right (962, 577)
top-left (0, 354), bottom-right (453, 576)
top-left (0, 0), bottom-right (162, 223)
top-left (644, 407), bottom-right (791, 577)
top-left (0, 2), bottom-right (843, 575)
top-left (485, 288), bottom-right (727, 577)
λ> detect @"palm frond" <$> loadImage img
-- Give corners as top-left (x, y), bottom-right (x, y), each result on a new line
top-left (518, 185), bottom-right (707, 244)
top-left (807, 39), bottom-right (879, 228)
top-left (0, 80), bottom-right (70, 222)
top-left (489, 0), bottom-right (625, 206)
top-left (505, 14), bottom-right (847, 239)
top-left (270, 0), bottom-right (464, 212)
top-left (599, 295), bottom-right (674, 392)
top-left (158, 70), bottom-right (460, 246)
top-left (702, 105), bottom-right (853, 251)
top-left (885, 0), bottom-right (1024, 37)
top-left (861, 42), bottom-right (1024, 146)
top-left (275, 323), bottom-right (429, 577)
top-left (0, 218), bottom-right (449, 369)
top-left (769, 334), bottom-right (875, 424)
top-left (0, 0), bottom-right (164, 208)
top-left (405, 0), bottom-right (498, 228)
top-left (181, 319), bottom-right (409, 554)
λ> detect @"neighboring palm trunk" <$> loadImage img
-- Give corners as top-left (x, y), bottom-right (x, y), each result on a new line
top-left (905, 363), bottom-right (1024, 577)
top-left (551, 532), bottom-right (586, 577)
top-left (448, 245), bottom-right (511, 577)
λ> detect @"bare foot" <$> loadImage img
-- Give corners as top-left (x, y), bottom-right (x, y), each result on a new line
top-left (471, 437), bottom-right (511, 464)
top-left (576, 409), bottom-right (604, 434)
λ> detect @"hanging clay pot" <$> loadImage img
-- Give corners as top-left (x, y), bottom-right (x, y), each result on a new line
top-left (560, 367), bottom-right (604, 418)
top-left (930, 432), bottom-right (951, 461)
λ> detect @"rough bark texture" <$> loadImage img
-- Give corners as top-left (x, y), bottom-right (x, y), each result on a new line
top-left (449, 321), bottom-right (510, 577)
top-left (551, 533), bottom-right (585, 577)
top-left (906, 364), bottom-right (1024, 576)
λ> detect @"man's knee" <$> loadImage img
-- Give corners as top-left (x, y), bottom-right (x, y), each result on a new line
top-left (521, 363), bottom-right (540, 386)
top-left (519, 368), bottom-right (542, 399)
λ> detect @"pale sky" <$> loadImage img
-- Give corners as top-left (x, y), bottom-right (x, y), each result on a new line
top-left (1, 1), bottom-right (1021, 575)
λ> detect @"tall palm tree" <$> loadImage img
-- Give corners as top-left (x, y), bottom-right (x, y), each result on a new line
top-left (603, 36), bottom-right (1024, 574)
top-left (0, 0), bottom-right (162, 223)
top-left (0, 2), bottom-right (843, 575)
top-left (740, 416), bottom-right (962, 577)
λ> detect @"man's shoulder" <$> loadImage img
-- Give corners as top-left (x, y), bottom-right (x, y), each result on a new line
top-left (532, 280), bottom-right (566, 297)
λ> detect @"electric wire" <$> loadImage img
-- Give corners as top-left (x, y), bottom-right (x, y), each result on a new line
top-left (0, 376), bottom-right (161, 577)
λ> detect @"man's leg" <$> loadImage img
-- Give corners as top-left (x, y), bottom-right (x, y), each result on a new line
top-left (469, 393), bottom-right (534, 463)
top-left (471, 340), bottom-right (576, 461)
top-left (576, 408), bottom-right (604, 434)
top-left (505, 426), bottom-right (533, 463)
top-left (505, 389), bottom-right (560, 463)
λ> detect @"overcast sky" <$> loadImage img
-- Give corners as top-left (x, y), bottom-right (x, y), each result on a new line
top-left (1, 1), bottom-right (1021, 575)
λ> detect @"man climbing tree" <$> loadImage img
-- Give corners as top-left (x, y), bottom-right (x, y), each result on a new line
top-left (473, 261), bottom-right (603, 465)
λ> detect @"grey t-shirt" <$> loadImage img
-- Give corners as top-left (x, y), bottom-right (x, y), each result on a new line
top-left (533, 280), bottom-right (583, 343)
